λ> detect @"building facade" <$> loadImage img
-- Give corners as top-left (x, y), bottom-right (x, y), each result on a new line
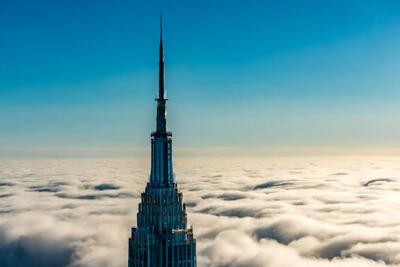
top-left (128, 19), bottom-right (197, 267)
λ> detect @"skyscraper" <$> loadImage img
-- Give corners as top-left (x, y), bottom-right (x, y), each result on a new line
top-left (128, 17), bottom-right (197, 267)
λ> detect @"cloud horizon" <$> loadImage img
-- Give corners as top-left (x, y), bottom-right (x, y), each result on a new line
top-left (2, 146), bottom-right (400, 158)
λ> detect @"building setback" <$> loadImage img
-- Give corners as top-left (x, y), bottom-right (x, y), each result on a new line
top-left (128, 17), bottom-right (197, 267)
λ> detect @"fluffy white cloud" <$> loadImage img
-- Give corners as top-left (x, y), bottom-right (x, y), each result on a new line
top-left (0, 157), bottom-right (399, 267)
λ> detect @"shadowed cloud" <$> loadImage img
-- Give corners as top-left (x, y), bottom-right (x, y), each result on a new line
top-left (94, 183), bottom-right (121, 191)
top-left (363, 178), bottom-right (394, 187)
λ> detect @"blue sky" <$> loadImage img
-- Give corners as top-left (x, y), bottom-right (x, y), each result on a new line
top-left (1, 0), bottom-right (400, 155)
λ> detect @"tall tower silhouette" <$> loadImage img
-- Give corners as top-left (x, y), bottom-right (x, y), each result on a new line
top-left (128, 15), bottom-right (197, 267)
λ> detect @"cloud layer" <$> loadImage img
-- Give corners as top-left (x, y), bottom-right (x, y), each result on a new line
top-left (0, 157), bottom-right (399, 267)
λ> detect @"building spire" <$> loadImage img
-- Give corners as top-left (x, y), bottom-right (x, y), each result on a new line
top-left (160, 11), bottom-right (163, 43)
top-left (151, 11), bottom-right (173, 185)
top-left (158, 12), bottom-right (165, 100)
top-left (156, 12), bottom-right (167, 133)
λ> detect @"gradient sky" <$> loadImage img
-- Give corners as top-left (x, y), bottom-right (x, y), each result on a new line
top-left (1, 0), bottom-right (400, 155)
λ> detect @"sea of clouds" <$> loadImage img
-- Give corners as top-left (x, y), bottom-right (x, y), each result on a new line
top-left (0, 157), bottom-right (399, 267)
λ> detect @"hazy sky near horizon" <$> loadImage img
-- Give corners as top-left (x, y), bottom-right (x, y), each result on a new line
top-left (1, 0), bottom-right (400, 153)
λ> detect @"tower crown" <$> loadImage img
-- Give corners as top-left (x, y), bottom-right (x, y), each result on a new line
top-left (129, 15), bottom-right (197, 267)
